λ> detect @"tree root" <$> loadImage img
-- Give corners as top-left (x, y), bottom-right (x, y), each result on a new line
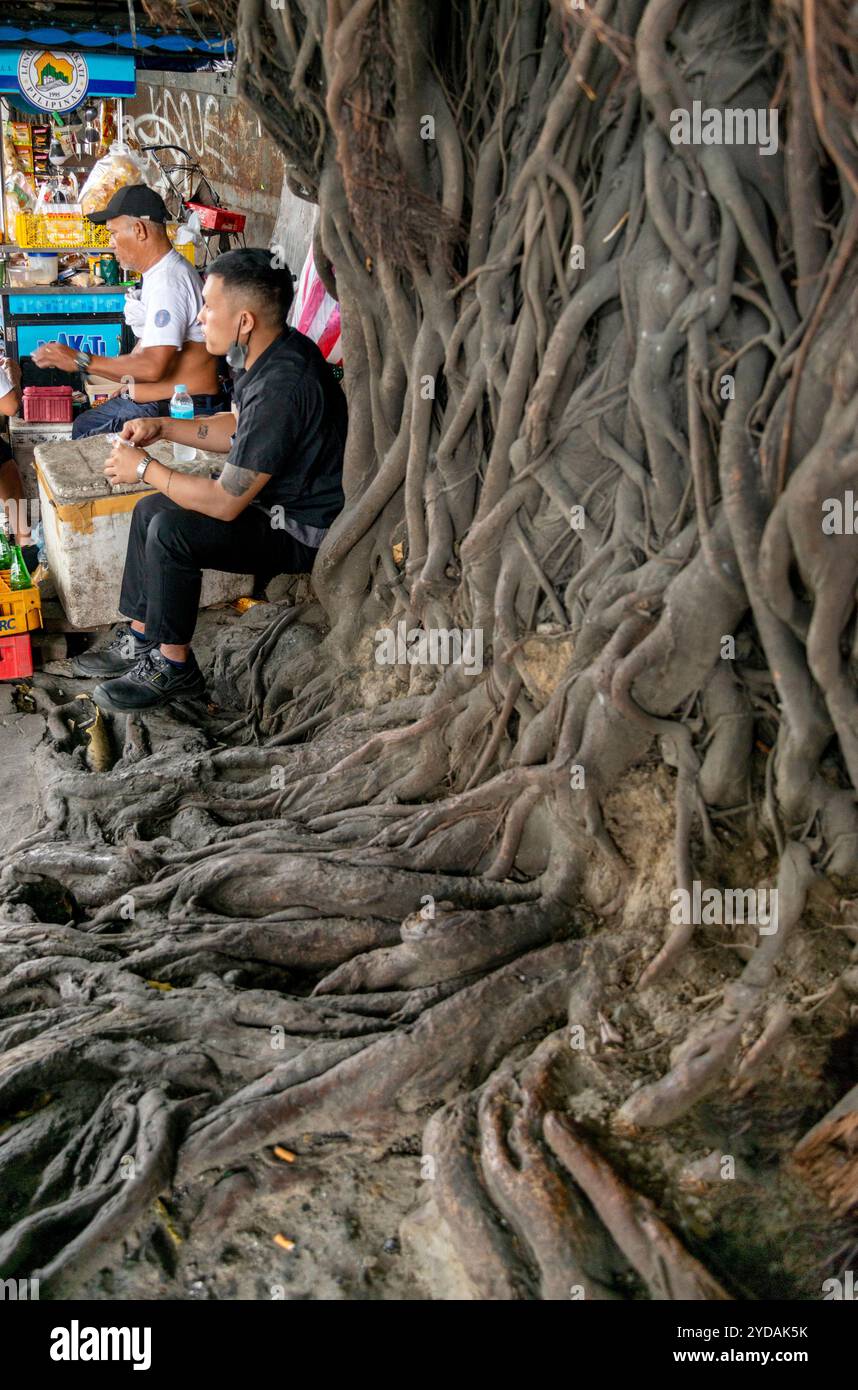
top-left (177, 940), bottom-right (582, 1177)
top-left (544, 1112), bottom-right (732, 1300)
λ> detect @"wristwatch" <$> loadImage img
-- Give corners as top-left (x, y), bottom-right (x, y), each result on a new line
top-left (73, 350), bottom-right (92, 373)
top-left (136, 452), bottom-right (156, 483)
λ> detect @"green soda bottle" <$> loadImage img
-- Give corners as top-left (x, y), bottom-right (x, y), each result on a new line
top-left (8, 536), bottom-right (31, 591)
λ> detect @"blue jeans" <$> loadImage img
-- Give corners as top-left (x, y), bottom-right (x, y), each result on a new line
top-left (71, 392), bottom-right (225, 439)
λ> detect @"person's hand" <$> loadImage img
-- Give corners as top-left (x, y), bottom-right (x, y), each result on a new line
top-left (104, 441), bottom-right (144, 487)
top-left (121, 417), bottom-right (162, 446)
top-left (31, 342), bottom-right (80, 373)
top-left (0, 356), bottom-right (22, 389)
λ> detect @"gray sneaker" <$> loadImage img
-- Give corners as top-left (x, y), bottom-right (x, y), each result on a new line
top-left (71, 623), bottom-right (157, 678)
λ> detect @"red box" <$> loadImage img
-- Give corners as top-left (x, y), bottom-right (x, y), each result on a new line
top-left (23, 385), bottom-right (74, 423)
top-left (185, 202), bottom-right (246, 234)
top-left (0, 632), bottom-right (33, 679)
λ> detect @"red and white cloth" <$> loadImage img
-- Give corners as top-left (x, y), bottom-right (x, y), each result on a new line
top-left (289, 244), bottom-right (342, 365)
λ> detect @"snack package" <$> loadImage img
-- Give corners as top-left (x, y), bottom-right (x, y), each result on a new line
top-left (57, 124), bottom-right (78, 162)
top-left (97, 100), bottom-right (116, 158)
top-left (13, 145), bottom-right (33, 175)
top-left (79, 142), bottom-right (146, 216)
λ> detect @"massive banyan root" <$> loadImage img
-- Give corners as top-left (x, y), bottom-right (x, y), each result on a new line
top-left (177, 940), bottom-right (583, 1178)
top-left (1, 0), bottom-right (855, 1296)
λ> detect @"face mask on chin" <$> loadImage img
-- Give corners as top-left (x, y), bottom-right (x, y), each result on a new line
top-left (226, 315), bottom-right (251, 371)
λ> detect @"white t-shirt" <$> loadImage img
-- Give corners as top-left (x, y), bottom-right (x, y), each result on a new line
top-left (0, 363), bottom-right (12, 398)
top-left (136, 249), bottom-right (206, 350)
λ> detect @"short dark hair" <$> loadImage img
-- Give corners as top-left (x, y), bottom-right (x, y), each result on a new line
top-left (206, 248), bottom-right (294, 325)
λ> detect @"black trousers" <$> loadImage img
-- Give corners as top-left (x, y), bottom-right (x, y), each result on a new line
top-left (118, 492), bottom-right (318, 645)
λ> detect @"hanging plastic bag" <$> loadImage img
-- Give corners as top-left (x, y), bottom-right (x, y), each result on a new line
top-left (289, 243), bottom-right (342, 366)
top-left (123, 285), bottom-right (146, 337)
top-left (79, 142), bottom-right (147, 217)
top-left (4, 169), bottom-right (36, 219)
top-left (34, 172), bottom-right (79, 214)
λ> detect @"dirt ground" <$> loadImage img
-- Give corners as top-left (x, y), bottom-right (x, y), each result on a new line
top-left (79, 1142), bottom-right (429, 1302)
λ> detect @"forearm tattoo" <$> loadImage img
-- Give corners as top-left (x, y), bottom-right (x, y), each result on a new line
top-left (219, 463), bottom-right (259, 497)
top-left (197, 424), bottom-right (209, 439)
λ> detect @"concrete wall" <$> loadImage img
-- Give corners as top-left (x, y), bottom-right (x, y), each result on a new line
top-left (272, 175), bottom-right (318, 286)
top-left (126, 68), bottom-right (316, 272)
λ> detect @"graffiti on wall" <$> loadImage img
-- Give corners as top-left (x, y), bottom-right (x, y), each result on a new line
top-left (127, 86), bottom-right (240, 189)
top-left (123, 81), bottom-right (284, 245)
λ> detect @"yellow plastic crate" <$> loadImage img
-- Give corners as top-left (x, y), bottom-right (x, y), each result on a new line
top-left (0, 571), bottom-right (42, 635)
top-left (15, 212), bottom-right (111, 250)
top-left (15, 211), bottom-right (195, 262)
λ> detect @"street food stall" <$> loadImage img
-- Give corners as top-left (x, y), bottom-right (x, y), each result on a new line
top-left (0, 47), bottom-right (139, 390)
top-left (0, 20), bottom-right (255, 673)
top-left (0, 44), bottom-right (204, 402)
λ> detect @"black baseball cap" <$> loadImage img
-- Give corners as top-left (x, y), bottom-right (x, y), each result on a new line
top-left (86, 184), bottom-right (170, 225)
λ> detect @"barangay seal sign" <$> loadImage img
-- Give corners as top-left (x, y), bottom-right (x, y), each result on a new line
top-left (16, 49), bottom-right (89, 113)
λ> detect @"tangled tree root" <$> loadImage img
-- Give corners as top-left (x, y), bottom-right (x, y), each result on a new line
top-left (2, 0), bottom-right (858, 1297)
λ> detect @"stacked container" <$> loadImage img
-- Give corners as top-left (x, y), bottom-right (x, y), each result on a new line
top-left (0, 569), bottom-right (42, 679)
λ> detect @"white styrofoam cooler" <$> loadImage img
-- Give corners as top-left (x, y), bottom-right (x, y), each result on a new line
top-left (34, 436), bottom-right (254, 629)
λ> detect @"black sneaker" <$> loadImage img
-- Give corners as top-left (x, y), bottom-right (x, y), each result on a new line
top-left (93, 649), bottom-right (206, 712)
top-left (71, 623), bottom-right (157, 678)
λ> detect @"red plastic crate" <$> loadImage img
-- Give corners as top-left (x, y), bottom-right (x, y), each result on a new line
top-left (23, 385), bottom-right (73, 423)
top-left (0, 632), bottom-right (33, 679)
top-left (185, 202), bottom-right (246, 234)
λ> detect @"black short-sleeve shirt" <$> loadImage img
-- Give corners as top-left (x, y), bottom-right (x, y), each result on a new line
top-left (227, 328), bottom-right (347, 548)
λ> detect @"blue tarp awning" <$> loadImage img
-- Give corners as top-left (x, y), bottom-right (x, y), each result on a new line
top-left (0, 26), bottom-right (233, 55)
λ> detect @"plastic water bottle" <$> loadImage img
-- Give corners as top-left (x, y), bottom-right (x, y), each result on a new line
top-left (170, 385), bottom-right (196, 462)
top-left (31, 520), bottom-right (47, 567)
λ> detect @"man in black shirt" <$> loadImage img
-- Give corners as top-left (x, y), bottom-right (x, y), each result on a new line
top-left (72, 248), bottom-right (347, 711)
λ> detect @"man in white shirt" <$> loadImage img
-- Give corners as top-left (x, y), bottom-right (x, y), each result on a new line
top-left (32, 185), bottom-right (224, 437)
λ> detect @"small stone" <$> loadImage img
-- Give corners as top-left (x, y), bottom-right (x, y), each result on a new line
top-left (383, 1236), bottom-right (400, 1255)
